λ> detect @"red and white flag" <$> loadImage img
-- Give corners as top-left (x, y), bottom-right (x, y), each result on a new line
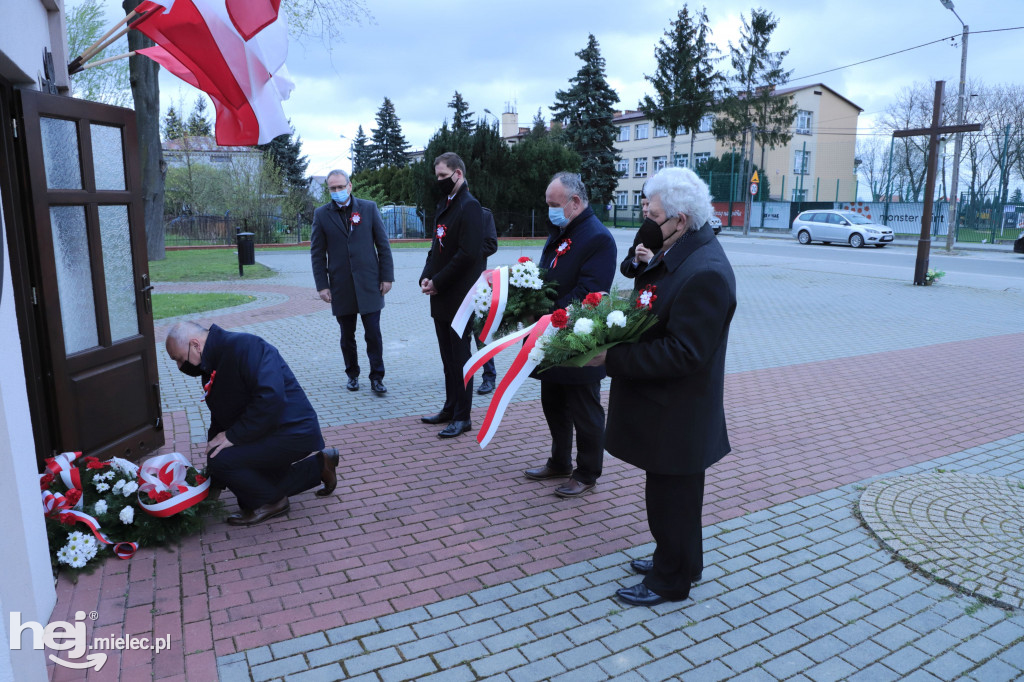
top-left (132, 0), bottom-right (293, 145)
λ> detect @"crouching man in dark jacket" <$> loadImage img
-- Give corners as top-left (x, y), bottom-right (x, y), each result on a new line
top-left (165, 321), bottom-right (339, 526)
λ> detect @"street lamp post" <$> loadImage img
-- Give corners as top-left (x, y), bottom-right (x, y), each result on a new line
top-left (939, 0), bottom-right (968, 251)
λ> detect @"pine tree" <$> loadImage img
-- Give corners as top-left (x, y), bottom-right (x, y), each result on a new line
top-left (448, 91), bottom-right (475, 133)
top-left (530, 108), bottom-right (547, 139)
top-left (369, 97), bottom-right (410, 169)
top-left (162, 105), bottom-right (186, 140)
top-left (550, 34), bottom-right (621, 205)
top-left (350, 125), bottom-right (372, 175)
top-left (639, 6), bottom-right (724, 166)
top-left (713, 9), bottom-right (797, 199)
top-left (186, 97), bottom-right (213, 137)
top-left (257, 122), bottom-right (309, 192)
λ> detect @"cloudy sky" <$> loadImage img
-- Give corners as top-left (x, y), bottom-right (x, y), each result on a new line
top-left (145, 0), bottom-right (1019, 176)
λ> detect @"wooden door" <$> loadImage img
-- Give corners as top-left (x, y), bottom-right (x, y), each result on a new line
top-left (18, 90), bottom-right (163, 461)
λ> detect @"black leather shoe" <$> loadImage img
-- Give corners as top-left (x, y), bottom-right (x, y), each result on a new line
top-left (438, 420), bottom-right (472, 438)
top-left (316, 448), bottom-right (339, 497)
top-left (524, 465), bottom-right (573, 481)
top-left (346, 377), bottom-right (359, 391)
top-left (616, 583), bottom-right (670, 606)
top-left (371, 380), bottom-right (387, 395)
top-left (629, 559), bottom-right (702, 583)
top-left (476, 378), bottom-right (495, 394)
top-left (226, 498), bottom-right (290, 526)
top-left (554, 479), bottom-right (595, 498)
top-left (421, 411), bottom-right (452, 424)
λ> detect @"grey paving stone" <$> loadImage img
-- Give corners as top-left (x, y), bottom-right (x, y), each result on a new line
top-left (284, 664), bottom-right (346, 682)
top-left (800, 634), bottom-right (850, 663)
top-left (721, 622), bottom-right (770, 650)
top-left (495, 605), bottom-right (545, 631)
top-left (720, 642), bottom-right (772, 674)
top-left (679, 659), bottom-right (733, 682)
top-left (679, 636), bottom-right (733, 667)
top-left (483, 626), bottom-right (535, 654)
top-left (564, 620), bottom-right (617, 645)
top-left (218, 660), bottom-right (253, 682)
top-left (880, 646), bottom-right (932, 675)
top-left (434, 641), bottom-right (489, 669)
top-left (507, 657), bottom-right (566, 682)
top-left (306, 641), bottom-right (363, 668)
top-left (846, 663), bottom-right (901, 682)
top-left (760, 629), bottom-right (810, 656)
top-left (418, 665), bottom-right (476, 682)
top-left (412, 613), bottom-right (465, 638)
top-left (755, 589), bottom-right (801, 613)
top-left (398, 632), bottom-right (454, 660)
top-left (505, 588), bottom-right (551, 611)
top-left (270, 633), bottom-right (329, 659)
top-left (548, 662), bottom-right (610, 682)
top-left (554, 639), bottom-right (612, 670)
top-left (363, 625), bottom-right (417, 652)
top-left (460, 600), bottom-right (512, 625)
top-left (377, 606), bottom-right (431, 630)
top-left (246, 647), bottom-right (272, 666)
top-left (644, 630), bottom-right (694, 658)
top-left (984, 620), bottom-right (1024, 646)
top-left (791, 596), bottom-right (838, 619)
top-left (756, 609), bottom-right (803, 634)
top-left (326, 620), bottom-right (381, 645)
top-left (510, 571), bottom-right (557, 592)
top-left (915, 629), bottom-right (960, 656)
top-left (955, 634), bottom-right (1003, 663)
top-left (426, 594), bottom-right (474, 617)
top-left (596, 646), bottom-right (654, 676)
top-left (599, 624), bottom-right (650, 653)
top-left (839, 638), bottom-right (889, 668)
top-left (529, 613), bottom-right (581, 637)
top-left (379, 657), bottom-right (439, 682)
top-left (970, 658), bottom-right (1024, 681)
top-left (634, 652), bottom-right (690, 682)
top-left (472, 583), bottom-right (519, 604)
top-left (343, 647), bottom-right (402, 677)
top-left (545, 576), bottom-right (592, 598)
top-left (833, 620), bottom-right (881, 646)
top-left (538, 593), bottom-right (587, 617)
top-left (252, 655), bottom-right (308, 682)
top-left (762, 650), bottom-right (815, 678)
top-left (721, 603), bottom-right (768, 628)
top-left (871, 623), bottom-right (921, 652)
top-left (682, 616), bottom-right (730, 643)
top-left (449, 619), bottom-right (502, 646)
top-left (519, 633), bottom-right (572, 662)
top-left (470, 649), bottom-right (530, 678)
top-left (827, 600), bottom-right (872, 624)
top-left (219, 653), bottom-right (246, 665)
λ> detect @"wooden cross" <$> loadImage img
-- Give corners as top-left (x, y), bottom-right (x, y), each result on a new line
top-left (892, 80), bottom-right (981, 285)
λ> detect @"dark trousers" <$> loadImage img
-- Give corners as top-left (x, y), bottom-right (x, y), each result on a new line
top-left (337, 311), bottom-right (384, 381)
top-left (206, 432), bottom-right (323, 510)
top-left (540, 381), bottom-right (604, 484)
top-left (643, 471), bottom-right (705, 600)
top-left (434, 318), bottom-right (473, 421)
top-left (474, 336), bottom-right (496, 381)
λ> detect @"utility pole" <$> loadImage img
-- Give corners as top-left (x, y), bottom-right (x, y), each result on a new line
top-left (743, 125), bottom-right (756, 236)
top-left (941, 1), bottom-right (968, 251)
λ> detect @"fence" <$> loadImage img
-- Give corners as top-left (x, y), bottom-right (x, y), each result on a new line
top-left (164, 214), bottom-right (312, 246)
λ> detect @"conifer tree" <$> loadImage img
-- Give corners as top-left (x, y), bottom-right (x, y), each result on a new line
top-left (162, 105), bottom-right (186, 140)
top-left (257, 122), bottom-right (309, 192)
top-left (550, 34), bottom-right (620, 205)
top-left (448, 91), bottom-right (475, 133)
top-left (350, 125), bottom-right (372, 175)
top-left (369, 97), bottom-right (410, 169)
top-left (186, 97), bottom-right (213, 137)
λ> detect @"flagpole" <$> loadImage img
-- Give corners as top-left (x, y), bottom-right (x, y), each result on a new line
top-left (68, 8), bottom-right (152, 74)
top-left (80, 51), bottom-right (137, 70)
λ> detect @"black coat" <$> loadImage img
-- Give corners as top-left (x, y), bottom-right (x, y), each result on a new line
top-left (536, 206), bottom-right (617, 385)
top-left (199, 325), bottom-right (324, 451)
top-left (420, 182), bottom-right (485, 322)
top-left (311, 197), bottom-right (395, 316)
top-left (604, 226), bottom-right (736, 474)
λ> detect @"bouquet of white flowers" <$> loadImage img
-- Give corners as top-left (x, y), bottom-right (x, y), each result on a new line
top-left (469, 258), bottom-right (558, 342)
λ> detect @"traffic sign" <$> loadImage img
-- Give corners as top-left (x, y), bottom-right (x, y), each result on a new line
top-left (750, 182), bottom-right (759, 196)
top-left (751, 170), bottom-right (760, 184)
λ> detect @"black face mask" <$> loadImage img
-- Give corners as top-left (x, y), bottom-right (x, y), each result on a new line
top-left (636, 217), bottom-right (665, 252)
top-left (436, 174), bottom-right (456, 197)
top-left (178, 345), bottom-right (204, 377)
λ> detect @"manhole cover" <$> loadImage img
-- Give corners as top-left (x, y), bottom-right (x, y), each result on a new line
top-left (858, 472), bottom-right (1024, 610)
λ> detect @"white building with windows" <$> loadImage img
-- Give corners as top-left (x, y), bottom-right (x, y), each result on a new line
top-left (612, 83), bottom-right (862, 205)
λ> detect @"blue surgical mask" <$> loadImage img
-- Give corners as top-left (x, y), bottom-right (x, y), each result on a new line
top-left (331, 190), bottom-right (349, 204)
top-left (548, 206), bottom-right (569, 228)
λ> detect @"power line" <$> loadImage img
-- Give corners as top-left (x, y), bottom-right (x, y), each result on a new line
top-left (788, 26), bottom-right (1024, 83)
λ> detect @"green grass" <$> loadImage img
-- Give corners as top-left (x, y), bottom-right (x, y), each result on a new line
top-left (152, 293), bottom-right (256, 320)
top-left (148, 249), bottom-right (275, 282)
top-left (251, 238), bottom-right (550, 251)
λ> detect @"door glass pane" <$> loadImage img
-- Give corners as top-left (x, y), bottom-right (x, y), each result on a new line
top-left (40, 117), bottom-right (82, 189)
top-left (98, 205), bottom-right (138, 341)
top-left (90, 124), bottom-right (126, 191)
top-left (50, 206), bottom-right (98, 353)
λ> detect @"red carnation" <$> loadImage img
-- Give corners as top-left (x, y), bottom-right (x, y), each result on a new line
top-left (518, 256), bottom-right (531, 263)
top-left (195, 475), bottom-right (207, 485)
top-left (582, 293), bottom-right (603, 308)
top-left (149, 490), bottom-right (173, 503)
top-left (550, 309), bottom-right (569, 329)
top-left (40, 473), bottom-right (54, 490)
top-left (85, 457), bottom-right (109, 470)
top-left (64, 489), bottom-right (82, 506)
top-left (61, 514), bottom-right (78, 526)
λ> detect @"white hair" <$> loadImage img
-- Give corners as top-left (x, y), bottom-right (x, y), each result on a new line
top-left (165, 321), bottom-right (206, 349)
top-left (327, 169), bottom-right (350, 184)
top-left (644, 167), bottom-right (712, 230)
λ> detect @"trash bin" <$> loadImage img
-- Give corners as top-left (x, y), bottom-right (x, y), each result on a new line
top-left (236, 231), bottom-right (255, 276)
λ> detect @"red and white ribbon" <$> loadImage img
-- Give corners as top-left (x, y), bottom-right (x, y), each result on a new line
top-left (57, 508), bottom-right (138, 559)
top-left (451, 267), bottom-right (499, 338)
top-left (44, 451), bottom-right (83, 495)
top-left (478, 267), bottom-right (509, 344)
top-left (137, 453), bottom-right (211, 518)
top-left (463, 315), bottom-right (555, 448)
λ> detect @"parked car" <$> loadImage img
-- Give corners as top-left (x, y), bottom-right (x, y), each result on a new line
top-left (709, 215), bottom-right (722, 235)
top-left (791, 210), bottom-right (894, 248)
top-left (1015, 232), bottom-right (1024, 254)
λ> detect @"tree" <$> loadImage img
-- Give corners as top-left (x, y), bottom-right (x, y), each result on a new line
top-left (162, 106), bottom-right (186, 140)
top-left (369, 97), bottom-right (410, 169)
top-left (186, 97), bottom-right (212, 137)
top-left (713, 9), bottom-right (797, 205)
top-left (350, 125), bottom-right (372, 175)
top-left (550, 34), bottom-right (620, 205)
top-left (447, 91), bottom-right (475, 134)
top-left (258, 123), bottom-right (309, 192)
top-left (1011, 188), bottom-right (1023, 204)
top-left (529, 108), bottom-right (547, 139)
top-left (66, 0), bottom-right (131, 106)
top-left (639, 6), bottom-right (724, 167)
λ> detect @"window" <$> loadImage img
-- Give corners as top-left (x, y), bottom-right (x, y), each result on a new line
top-left (616, 158), bottom-right (629, 177)
top-left (615, 191), bottom-right (628, 206)
top-left (796, 110), bottom-right (812, 134)
top-left (673, 153), bottom-right (688, 168)
top-left (635, 123), bottom-right (649, 140)
top-left (675, 125), bottom-right (687, 136)
top-left (617, 126), bottom-right (630, 142)
top-left (633, 191), bottom-right (645, 206)
top-left (791, 188), bottom-right (808, 201)
top-left (209, 153), bottom-right (231, 163)
top-left (654, 125), bottom-right (668, 138)
top-left (793, 149), bottom-right (810, 175)
top-left (634, 157), bottom-right (648, 177)
top-left (699, 114), bottom-right (714, 133)
top-left (653, 155), bottom-right (667, 173)
top-left (693, 152), bottom-right (711, 168)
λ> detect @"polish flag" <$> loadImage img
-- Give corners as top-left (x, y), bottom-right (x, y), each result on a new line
top-left (132, 0), bottom-right (293, 145)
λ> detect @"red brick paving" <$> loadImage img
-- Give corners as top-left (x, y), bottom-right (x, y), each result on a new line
top-left (49, 330), bottom-right (1024, 680)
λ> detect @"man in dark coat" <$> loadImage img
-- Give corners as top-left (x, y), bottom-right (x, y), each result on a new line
top-left (593, 167), bottom-right (737, 606)
top-left (164, 321), bottom-right (338, 526)
top-left (419, 152), bottom-right (485, 438)
top-left (524, 172), bottom-right (617, 498)
top-left (311, 170), bottom-right (395, 394)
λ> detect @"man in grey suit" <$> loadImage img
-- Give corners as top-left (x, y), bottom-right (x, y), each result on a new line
top-left (311, 170), bottom-right (395, 394)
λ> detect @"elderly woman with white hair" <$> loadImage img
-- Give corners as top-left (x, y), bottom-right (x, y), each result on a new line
top-left (590, 166), bottom-right (737, 606)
